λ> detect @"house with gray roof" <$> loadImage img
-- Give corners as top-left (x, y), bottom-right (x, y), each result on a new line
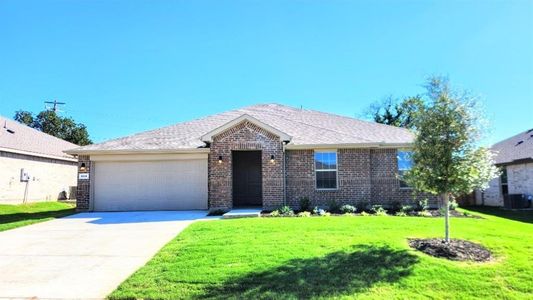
top-left (476, 129), bottom-right (533, 206)
top-left (0, 116), bottom-right (78, 203)
top-left (66, 103), bottom-right (425, 212)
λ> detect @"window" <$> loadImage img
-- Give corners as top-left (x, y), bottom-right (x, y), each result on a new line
top-left (397, 150), bottom-right (413, 188)
top-left (500, 167), bottom-right (508, 196)
top-left (315, 151), bottom-right (337, 189)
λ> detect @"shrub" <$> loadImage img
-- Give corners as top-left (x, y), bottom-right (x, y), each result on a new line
top-left (358, 201), bottom-right (370, 212)
top-left (207, 209), bottom-right (226, 216)
top-left (297, 211), bottom-right (311, 217)
top-left (371, 205), bottom-right (388, 216)
top-left (449, 199), bottom-right (459, 210)
top-left (391, 201), bottom-right (403, 212)
top-left (395, 211), bottom-right (407, 217)
top-left (360, 211), bottom-right (369, 216)
top-left (327, 199), bottom-right (341, 213)
top-left (313, 207), bottom-right (328, 216)
top-left (279, 205), bottom-right (294, 216)
top-left (417, 198), bottom-right (429, 211)
top-left (340, 204), bottom-right (356, 214)
top-left (400, 205), bottom-right (414, 214)
top-left (417, 210), bottom-right (432, 217)
top-left (299, 197), bottom-right (311, 212)
top-left (270, 210), bottom-right (280, 217)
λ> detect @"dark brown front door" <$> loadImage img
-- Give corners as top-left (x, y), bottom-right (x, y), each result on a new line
top-left (232, 151), bottom-right (262, 207)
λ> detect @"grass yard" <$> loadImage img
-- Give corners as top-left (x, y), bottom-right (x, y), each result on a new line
top-left (110, 208), bottom-right (532, 299)
top-left (0, 202), bottom-right (76, 232)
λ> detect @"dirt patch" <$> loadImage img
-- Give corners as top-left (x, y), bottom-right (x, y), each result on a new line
top-left (408, 238), bottom-right (492, 262)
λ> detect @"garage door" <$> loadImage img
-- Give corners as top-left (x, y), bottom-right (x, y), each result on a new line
top-left (93, 159), bottom-right (208, 211)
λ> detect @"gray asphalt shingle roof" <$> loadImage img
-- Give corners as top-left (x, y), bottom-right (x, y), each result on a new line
top-left (491, 128), bottom-right (533, 165)
top-left (67, 103), bottom-right (414, 153)
top-left (0, 116), bottom-right (78, 160)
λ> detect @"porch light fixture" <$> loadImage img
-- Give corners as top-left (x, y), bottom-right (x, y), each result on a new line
top-left (218, 156), bottom-right (223, 164)
top-left (270, 155), bottom-right (275, 163)
top-left (79, 163), bottom-right (87, 172)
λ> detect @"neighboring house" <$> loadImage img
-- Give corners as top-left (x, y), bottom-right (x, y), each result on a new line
top-left (66, 103), bottom-right (429, 212)
top-left (0, 116), bottom-right (78, 203)
top-left (476, 129), bottom-right (533, 206)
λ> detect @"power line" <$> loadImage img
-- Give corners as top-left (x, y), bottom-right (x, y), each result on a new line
top-left (44, 100), bottom-right (66, 113)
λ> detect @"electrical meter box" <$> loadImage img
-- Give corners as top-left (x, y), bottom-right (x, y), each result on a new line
top-left (20, 169), bottom-right (30, 182)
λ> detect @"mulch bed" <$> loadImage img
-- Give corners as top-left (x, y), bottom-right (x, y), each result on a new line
top-left (408, 238), bottom-right (492, 262)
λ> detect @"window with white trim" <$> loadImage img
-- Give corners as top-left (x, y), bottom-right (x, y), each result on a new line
top-left (397, 150), bottom-right (413, 188)
top-left (315, 151), bottom-right (337, 189)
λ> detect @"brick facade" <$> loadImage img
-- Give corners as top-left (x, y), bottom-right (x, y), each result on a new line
top-left (76, 155), bottom-right (91, 211)
top-left (476, 162), bottom-right (533, 206)
top-left (75, 123), bottom-right (431, 211)
top-left (208, 120), bottom-right (284, 210)
top-left (285, 148), bottom-right (434, 209)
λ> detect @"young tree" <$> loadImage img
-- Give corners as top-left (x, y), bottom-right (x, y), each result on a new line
top-left (404, 77), bottom-right (499, 242)
top-left (14, 110), bottom-right (92, 145)
top-left (366, 95), bottom-right (425, 129)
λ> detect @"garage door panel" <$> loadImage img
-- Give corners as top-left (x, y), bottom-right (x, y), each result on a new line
top-left (94, 160), bottom-right (207, 211)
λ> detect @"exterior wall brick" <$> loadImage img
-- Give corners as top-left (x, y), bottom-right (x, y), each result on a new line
top-left (477, 162), bottom-right (533, 206)
top-left (76, 155), bottom-right (91, 211)
top-left (285, 148), bottom-right (436, 210)
top-left (208, 121), bottom-right (284, 210)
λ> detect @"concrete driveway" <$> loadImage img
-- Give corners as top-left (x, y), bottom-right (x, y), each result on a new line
top-left (0, 211), bottom-right (215, 300)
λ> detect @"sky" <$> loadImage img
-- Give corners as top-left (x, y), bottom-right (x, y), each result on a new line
top-left (1, 0), bottom-right (532, 145)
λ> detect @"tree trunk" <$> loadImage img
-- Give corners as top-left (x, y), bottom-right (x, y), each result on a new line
top-left (443, 193), bottom-right (450, 243)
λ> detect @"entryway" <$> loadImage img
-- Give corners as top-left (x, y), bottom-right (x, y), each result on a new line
top-left (232, 150), bottom-right (262, 207)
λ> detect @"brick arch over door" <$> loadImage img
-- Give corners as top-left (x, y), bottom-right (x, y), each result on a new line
top-left (208, 121), bottom-right (284, 210)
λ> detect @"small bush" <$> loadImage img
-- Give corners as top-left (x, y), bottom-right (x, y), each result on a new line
top-left (417, 198), bottom-right (429, 211)
top-left (391, 201), bottom-right (403, 212)
top-left (343, 212), bottom-right (355, 216)
top-left (313, 207), bottom-right (328, 216)
top-left (327, 199), bottom-right (341, 213)
top-left (400, 205), bottom-right (414, 214)
top-left (340, 204), bottom-right (356, 214)
top-left (270, 210), bottom-right (280, 217)
top-left (371, 205), bottom-right (388, 216)
top-left (299, 197), bottom-right (311, 212)
top-left (279, 205), bottom-right (294, 216)
top-left (360, 211), bottom-right (369, 216)
top-left (358, 201), bottom-right (370, 212)
top-left (207, 209), bottom-right (226, 216)
top-left (395, 211), bottom-right (407, 217)
top-left (297, 211), bottom-right (311, 217)
top-left (417, 210), bottom-right (432, 217)
top-left (449, 199), bottom-right (458, 210)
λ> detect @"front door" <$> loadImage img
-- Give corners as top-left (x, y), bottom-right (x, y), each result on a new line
top-left (232, 151), bottom-right (262, 207)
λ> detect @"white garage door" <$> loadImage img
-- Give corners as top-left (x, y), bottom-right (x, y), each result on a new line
top-left (93, 159), bottom-right (208, 211)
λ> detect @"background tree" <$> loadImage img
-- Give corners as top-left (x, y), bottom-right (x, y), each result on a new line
top-left (404, 76), bottom-right (499, 242)
top-left (366, 95), bottom-right (425, 129)
top-left (14, 110), bottom-right (92, 145)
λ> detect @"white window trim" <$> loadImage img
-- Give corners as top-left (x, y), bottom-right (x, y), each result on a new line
top-left (314, 149), bottom-right (339, 191)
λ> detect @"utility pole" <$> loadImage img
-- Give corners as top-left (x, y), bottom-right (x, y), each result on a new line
top-left (44, 100), bottom-right (66, 113)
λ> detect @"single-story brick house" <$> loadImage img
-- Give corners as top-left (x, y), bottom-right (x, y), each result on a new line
top-left (475, 129), bottom-right (533, 206)
top-left (0, 116), bottom-right (78, 203)
top-left (66, 104), bottom-right (430, 212)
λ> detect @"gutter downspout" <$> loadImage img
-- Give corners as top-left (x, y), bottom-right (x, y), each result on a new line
top-left (282, 142), bottom-right (287, 206)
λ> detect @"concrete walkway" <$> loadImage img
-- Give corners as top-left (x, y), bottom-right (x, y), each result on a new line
top-left (0, 211), bottom-right (216, 300)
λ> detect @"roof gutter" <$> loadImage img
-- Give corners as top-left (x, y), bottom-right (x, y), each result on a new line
top-left (1, 147), bottom-right (77, 162)
top-left (284, 142), bottom-right (413, 150)
top-left (64, 148), bottom-right (211, 156)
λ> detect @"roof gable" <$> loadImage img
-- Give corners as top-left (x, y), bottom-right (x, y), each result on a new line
top-left (67, 103), bottom-right (415, 154)
top-left (0, 116), bottom-right (77, 161)
top-left (491, 128), bottom-right (533, 165)
top-left (201, 114), bottom-right (292, 143)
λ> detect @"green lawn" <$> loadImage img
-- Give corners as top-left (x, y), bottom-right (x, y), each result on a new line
top-left (110, 208), bottom-right (532, 299)
top-left (0, 202), bottom-right (76, 232)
